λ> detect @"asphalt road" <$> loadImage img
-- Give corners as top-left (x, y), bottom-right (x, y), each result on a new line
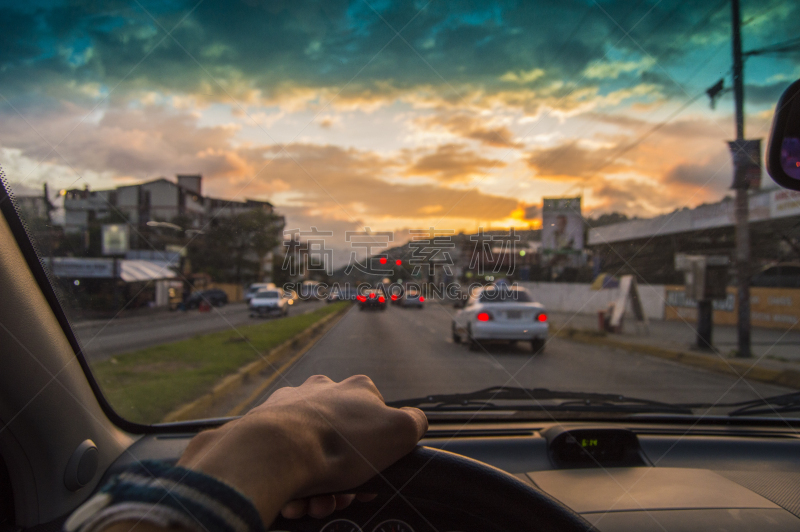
top-left (76, 300), bottom-right (326, 361)
top-left (254, 301), bottom-right (792, 409)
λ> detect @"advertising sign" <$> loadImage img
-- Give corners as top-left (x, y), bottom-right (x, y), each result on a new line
top-left (48, 257), bottom-right (117, 278)
top-left (542, 197), bottom-right (583, 254)
top-left (102, 224), bottom-right (129, 256)
top-left (665, 286), bottom-right (800, 330)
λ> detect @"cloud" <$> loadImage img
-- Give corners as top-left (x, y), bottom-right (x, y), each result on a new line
top-left (414, 112), bottom-right (516, 148)
top-left (405, 143), bottom-right (507, 182)
top-left (526, 141), bottom-right (622, 181)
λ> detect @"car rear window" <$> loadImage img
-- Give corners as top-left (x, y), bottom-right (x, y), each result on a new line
top-left (480, 289), bottom-right (532, 303)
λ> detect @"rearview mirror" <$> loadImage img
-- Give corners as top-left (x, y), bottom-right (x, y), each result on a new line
top-left (767, 79), bottom-right (800, 190)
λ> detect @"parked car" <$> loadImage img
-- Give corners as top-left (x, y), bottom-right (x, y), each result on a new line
top-left (357, 288), bottom-right (387, 311)
top-left (401, 288), bottom-right (424, 309)
top-left (451, 285), bottom-right (548, 353)
top-left (249, 288), bottom-right (290, 317)
top-left (245, 282), bottom-right (275, 303)
top-left (751, 263), bottom-right (800, 288)
top-left (185, 289), bottom-right (228, 309)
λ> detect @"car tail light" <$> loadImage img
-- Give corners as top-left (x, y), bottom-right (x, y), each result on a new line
top-left (537, 313), bottom-right (547, 322)
top-left (395, 259), bottom-right (402, 265)
top-left (369, 293), bottom-right (376, 299)
top-left (378, 296), bottom-right (386, 303)
top-left (379, 257), bottom-right (387, 264)
top-left (357, 295), bottom-right (366, 302)
top-left (477, 312), bottom-right (492, 322)
top-left (391, 295), bottom-right (398, 301)
top-left (419, 296), bottom-right (425, 302)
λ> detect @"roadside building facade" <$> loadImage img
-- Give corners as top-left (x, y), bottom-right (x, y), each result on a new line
top-left (63, 175), bottom-right (276, 235)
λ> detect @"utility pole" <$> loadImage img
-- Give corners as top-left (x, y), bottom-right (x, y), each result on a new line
top-left (731, 0), bottom-right (751, 358)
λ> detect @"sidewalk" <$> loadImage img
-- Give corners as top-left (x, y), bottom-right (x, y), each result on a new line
top-left (549, 311), bottom-right (800, 389)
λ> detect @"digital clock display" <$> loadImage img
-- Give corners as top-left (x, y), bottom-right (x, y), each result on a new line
top-left (546, 428), bottom-right (644, 467)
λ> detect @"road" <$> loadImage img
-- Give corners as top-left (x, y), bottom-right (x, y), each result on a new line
top-left (252, 301), bottom-right (792, 408)
top-left (75, 300), bottom-right (325, 361)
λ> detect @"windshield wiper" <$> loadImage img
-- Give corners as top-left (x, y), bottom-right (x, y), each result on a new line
top-left (387, 386), bottom-right (694, 415)
top-left (726, 391), bottom-right (800, 417)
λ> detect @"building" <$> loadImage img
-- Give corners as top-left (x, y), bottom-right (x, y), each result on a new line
top-left (587, 188), bottom-right (800, 284)
top-left (63, 175), bottom-right (275, 234)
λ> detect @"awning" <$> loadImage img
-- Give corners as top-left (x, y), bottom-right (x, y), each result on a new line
top-left (120, 260), bottom-right (178, 282)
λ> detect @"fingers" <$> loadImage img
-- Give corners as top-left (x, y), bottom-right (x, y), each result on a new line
top-left (334, 493), bottom-right (356, 511)
top-left (308, 494), bottom-right (337, 518)
top-left (400, 406), bottom-right (428, 441)
top-left (281, 493), bottom-right (371, 520)
top-left (280, 499), bottom-right (308, 519)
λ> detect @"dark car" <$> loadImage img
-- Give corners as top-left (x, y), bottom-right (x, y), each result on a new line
top-left (357, 288), bottom-right (387, 311)
top-left (185, 289), bottom-right (229, 309)
top-left (751, 263), bottom-right (800, 288)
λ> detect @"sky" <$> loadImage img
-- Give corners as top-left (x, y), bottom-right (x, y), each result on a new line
top-left (1, 0), bottom-right (799, 256)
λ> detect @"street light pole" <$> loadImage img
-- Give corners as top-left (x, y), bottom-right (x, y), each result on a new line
top-left (731, 0), bottom-right (751, 357)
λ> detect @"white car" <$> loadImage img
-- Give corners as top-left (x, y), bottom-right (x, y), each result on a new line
top-left (245, 282), bottom-right (275, 303)
top-left (249, 288), bottom-right (290, 317)
top-left (452, 286), bottom-right (548, 353)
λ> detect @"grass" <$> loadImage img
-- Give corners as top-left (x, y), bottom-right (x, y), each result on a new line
top-left (92, 301), bottom-right (349, 425)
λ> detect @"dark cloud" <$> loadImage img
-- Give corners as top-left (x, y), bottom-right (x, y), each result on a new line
top-left (526, 141), bottom-right (621, 181)
top-left (406, 143), bottom-right (506, 182)
top-left (3, 0), bottom-right (794, 106)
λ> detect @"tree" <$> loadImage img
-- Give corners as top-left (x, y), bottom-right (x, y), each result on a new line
top-left (187, 210), bottom-right (284, 283)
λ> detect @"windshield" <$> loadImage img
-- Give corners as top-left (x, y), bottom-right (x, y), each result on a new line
top-left (3, 0), bottom-right (800, 426)
top-left (257, 291), bottom-right (282, 299)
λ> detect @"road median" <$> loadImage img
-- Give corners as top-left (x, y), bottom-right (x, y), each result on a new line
top-left (92, 302), bottom-right (350, 424)
top-left (555, 326), bottom-right (800, 390)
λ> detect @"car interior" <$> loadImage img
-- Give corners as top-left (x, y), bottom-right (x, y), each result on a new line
top-left (4, 2), bottom-right (800, 532)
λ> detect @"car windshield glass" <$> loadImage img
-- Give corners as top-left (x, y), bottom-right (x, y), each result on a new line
top-left (480, 289), bottom-right (532, 303)
top-left (257, 291), bottom-right (281, 298)
top-left (3, 0), bottom-right (800, 426)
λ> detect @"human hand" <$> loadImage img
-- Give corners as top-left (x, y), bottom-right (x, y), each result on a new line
top-left (177, 375), bottom-right (427, 524)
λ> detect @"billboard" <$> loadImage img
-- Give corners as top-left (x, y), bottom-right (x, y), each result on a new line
top-left (102, 224), bottom-right (129, 256)
top-left (542, 197), bottom-right (583, 254)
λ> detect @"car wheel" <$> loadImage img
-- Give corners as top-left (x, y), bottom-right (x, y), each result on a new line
top-left (452, 322), bottom-right (461, 344)
top-left (467, 325), bottom-right (480, 351)
top-left (531, 338), bottom-right (545, 354)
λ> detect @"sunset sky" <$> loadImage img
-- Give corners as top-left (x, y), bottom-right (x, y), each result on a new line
top-left (2, 0), bottom-right (798, 255)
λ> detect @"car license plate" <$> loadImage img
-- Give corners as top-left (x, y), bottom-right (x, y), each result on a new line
top-left (506, 310), bottom-right (522, 319)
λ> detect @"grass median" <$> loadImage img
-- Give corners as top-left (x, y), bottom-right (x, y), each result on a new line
top-left (92, 301), bottom-right (349, 425)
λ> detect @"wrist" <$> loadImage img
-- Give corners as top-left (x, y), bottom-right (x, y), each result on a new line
top-left (177, 413), bottom-right (314, 520)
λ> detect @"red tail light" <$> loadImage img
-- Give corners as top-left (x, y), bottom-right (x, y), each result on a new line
top-left (369, 293), bottom-right (376, 299)
top-left (391, 295), bottom-right (398, 301)
top-left (378, 296), bottom-right (386, 303)
top-left (395, 259), bottom-right (402, 265)
top-left (379, 257), bottom-right (387, 264)
top-left (538, 313), bottom-right (547, 322)
top-left (357, 295), bottom-right (366, 302)
top-left (419, 296), bottom-right (425, 302)
top-left (477, 312), bottom-right (491, 322)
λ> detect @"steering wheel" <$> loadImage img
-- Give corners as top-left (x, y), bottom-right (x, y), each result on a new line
top-left (271, 446), bottom-right (592, 532)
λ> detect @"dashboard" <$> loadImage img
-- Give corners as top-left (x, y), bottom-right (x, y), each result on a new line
top-left (109, 420), bottom-right (800, 532)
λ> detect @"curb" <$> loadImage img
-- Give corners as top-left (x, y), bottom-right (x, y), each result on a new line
top-left (162, 304), bottom-right (351, 422)
top-left (554, 327), bottom-right (800, 390)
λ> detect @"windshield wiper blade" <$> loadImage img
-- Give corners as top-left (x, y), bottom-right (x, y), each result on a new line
top-left (726, 391), bottom-right (800, 417)
top-left (387, 386), bottom-right (694, 414)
